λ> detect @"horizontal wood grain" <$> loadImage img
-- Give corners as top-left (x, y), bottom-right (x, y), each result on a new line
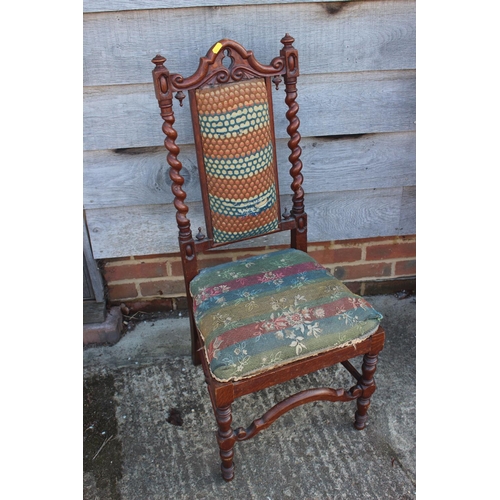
top-left (84, 132), bottom-right (416, 209)
top-left (82, 0), bottom-right (416, 260)
top-left (399, 185), bottom-right (416, 231)
top-left (85, 187), bottom-right (415, 258)
top-left (84, 0), bottom-right (352, 14)
top-left (83, 0), bottom-right (415, 86)
top-left (84, 70), bottom-right (416, 151)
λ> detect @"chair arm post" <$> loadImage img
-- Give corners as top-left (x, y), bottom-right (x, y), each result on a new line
top-left (153, 56), bottom-right (200, 363)
top-left (152, 55), bottom-right (193, 243)
top-left (280, 34), bottom-right (304, 218)
top-left (280, 35), bottom-right (307, 252)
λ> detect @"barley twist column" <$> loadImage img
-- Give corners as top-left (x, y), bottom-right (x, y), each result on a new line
top-left (152, 55), bottom-right (192, 242)
top-left (280, 34), bottom-right (304, 217)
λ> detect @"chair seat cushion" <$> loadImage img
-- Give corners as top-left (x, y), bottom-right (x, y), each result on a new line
top-left (190, 248), bottom-right (383, 382)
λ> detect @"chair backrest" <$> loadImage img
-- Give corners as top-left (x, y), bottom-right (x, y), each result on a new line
top-left (152, 35), bottom-right (306, 283)
top-left (193, 76), bottom-right (280, 245)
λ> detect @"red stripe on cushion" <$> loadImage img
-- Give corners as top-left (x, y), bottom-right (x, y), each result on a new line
top-left (200, 260), bottom-right (321, 299)
top-left (205, 295), bottom-right (372, 362)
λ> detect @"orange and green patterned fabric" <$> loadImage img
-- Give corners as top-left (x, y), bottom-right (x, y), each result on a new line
top-left (190, 249), bottom-right (383, 382)
top-left (195, 78), bottom-right (280, 244)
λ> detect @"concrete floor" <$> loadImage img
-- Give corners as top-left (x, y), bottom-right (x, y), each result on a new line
top-left (83, 294), bottom-right (416, 499)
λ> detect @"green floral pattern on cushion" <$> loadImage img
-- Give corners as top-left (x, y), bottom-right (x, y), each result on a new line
top-left (190, 249), bottom-right (383, 382)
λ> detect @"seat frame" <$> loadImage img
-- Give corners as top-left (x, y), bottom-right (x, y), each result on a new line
top-left (152, 34), bottom-right (385, 482)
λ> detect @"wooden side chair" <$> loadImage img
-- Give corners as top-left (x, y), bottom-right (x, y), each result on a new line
top-left (151, 34), bottom-right (385, 482)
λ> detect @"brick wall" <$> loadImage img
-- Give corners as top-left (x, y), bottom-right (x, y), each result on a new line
top-left (101, 235), bottom-right (416, 312)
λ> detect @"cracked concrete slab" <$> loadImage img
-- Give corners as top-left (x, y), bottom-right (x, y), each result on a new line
top-left (83, 294), bottom-right (416, 499)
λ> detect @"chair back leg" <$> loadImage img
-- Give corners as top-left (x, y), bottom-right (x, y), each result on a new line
top-left (216, 405), bottom-right (236, 481)
top-left (354, 352), bottom-right (380, 430)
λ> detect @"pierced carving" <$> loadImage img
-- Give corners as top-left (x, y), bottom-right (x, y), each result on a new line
top-left (221, 49), bottom-right (234, 69)
top-left (168, 40), bottom-right (286, 91)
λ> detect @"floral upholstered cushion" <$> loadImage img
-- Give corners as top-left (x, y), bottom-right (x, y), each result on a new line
top-left (190, 249), bottom-right (383, 382)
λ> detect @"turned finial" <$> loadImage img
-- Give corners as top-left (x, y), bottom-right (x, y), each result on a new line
top-left (175, 91), bottom-right (186, 106)
top-left (196, 227), bottom-right (206, 240)
top-left (281, 33), bottom-right (295, 46)
top-left (152, 54), bottom-right (166, 66)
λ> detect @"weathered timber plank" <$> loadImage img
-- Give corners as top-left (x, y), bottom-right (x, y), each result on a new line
top-left (84, 132), bottom-right (416, 209)
top-left (85, 187), bottom-right (413, 258)
top-left (83, 0), bottom-right (416, 86)
top-left (84, 70), bottom-right (416, 151)
top-left (84, 0), bottom-right (351, 14)
top-left (399, 185), bottom-right (416, 235)
top-left (83, 217), bottom-right (105, 302)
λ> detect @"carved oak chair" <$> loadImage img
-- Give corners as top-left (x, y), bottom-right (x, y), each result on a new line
top-left (152, 34), bottom-right (385, 482)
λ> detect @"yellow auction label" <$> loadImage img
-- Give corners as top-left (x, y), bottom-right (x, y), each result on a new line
top-left (212, 42), bottom-right (223, 54)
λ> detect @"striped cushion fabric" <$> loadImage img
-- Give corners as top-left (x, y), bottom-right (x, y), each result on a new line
top-left (195, 78), bottom-right (280, 244)
top-left (190, 249), bottom-right (383, 382)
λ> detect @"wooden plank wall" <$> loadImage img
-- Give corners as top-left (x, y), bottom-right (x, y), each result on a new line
top-left (83, 0), bottom-right (416, 259)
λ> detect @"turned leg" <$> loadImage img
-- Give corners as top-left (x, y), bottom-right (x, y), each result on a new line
top-left (354, 352), bottom-right (379, 430)
top-left (215, 405), bottom-right (236, 481)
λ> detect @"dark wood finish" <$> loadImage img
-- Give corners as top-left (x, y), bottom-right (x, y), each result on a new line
top-left (215, 405), bottom-right (235, 481)
top-left (152, 35), bottom-right (385, 482)
top-left (354, 352), bottom-right (380, 431)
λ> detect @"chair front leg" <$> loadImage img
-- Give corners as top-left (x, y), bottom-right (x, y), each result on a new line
top-left (215, 405), bottom-right (236, 481)
top-left (354, 352), bottom-right (379, 430)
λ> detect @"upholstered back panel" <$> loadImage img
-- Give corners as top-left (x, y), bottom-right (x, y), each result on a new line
top-left (194, 78), bottom-right (280, 244)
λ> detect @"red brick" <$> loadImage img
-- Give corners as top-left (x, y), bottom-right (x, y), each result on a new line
top-left (103, 262), bottom-right (167, 282)
top-left (309, 246), bottom-right (361, 264)
top-left (308, 247), bottom-right (334, 264)
top-left (395, 259), bottom-right (416, 276)
top-left (198, 256), bottom-right (234, 270)
top-left (169, 260), bottom-right (185, 277)
top-left (336, 235), bottom-right (393, 246)
top-left (140, 279), bottom-right (186, 297)
top-left (333, 262), bottom-right (392, 281)
top-left (107, 283), bottom-right (138, 301)
top-left (333, 246), bottom-right (363, 263)
top-left (366, 242), bottom-right (416, 261)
